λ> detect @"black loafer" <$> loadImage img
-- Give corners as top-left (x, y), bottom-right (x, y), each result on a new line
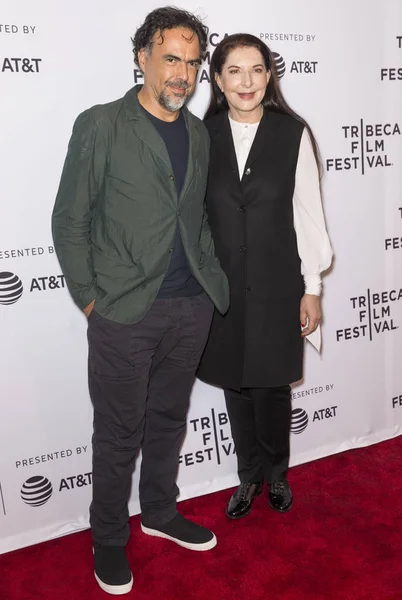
top-left (226, 482), bottom-right (263, 519)
top-left (268, 480), bottom-right (293, 513)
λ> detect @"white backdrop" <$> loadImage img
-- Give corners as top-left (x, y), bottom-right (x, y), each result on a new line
top-left (1, 0), bottom-right (402, 554)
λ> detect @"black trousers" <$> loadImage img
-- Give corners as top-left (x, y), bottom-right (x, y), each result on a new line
top-left (87, 294), bottom-right (213, 546)
top-left (224, 386), bottom-right (292, 484)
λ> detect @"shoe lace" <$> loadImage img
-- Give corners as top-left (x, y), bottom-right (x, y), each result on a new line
top-left (239, 483), bottom-right (252, 501)
top-left (272, 482), bottom-right (285, 495)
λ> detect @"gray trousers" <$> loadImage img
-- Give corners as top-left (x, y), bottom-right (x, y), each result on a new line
top-left (87, 294), bottom-right (213, 546)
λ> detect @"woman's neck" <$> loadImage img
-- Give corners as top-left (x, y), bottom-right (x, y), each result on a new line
top-left (228, 104), bottom-right (263, 124)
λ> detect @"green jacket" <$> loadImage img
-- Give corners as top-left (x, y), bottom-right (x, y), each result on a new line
top-left (52, 86), bottom-right (229, 323)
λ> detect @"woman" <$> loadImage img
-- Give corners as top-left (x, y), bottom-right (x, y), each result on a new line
top-left (197, 34), bottom-right (333, 519)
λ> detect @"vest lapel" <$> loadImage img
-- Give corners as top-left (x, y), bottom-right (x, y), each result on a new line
top-left (210, 111), bottom-right (240, 182)
top-left (244, 109), bottom-right (279, 173)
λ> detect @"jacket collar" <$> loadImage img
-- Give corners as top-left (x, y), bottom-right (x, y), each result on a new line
top-left (123, 85), bottom-right (199, 204)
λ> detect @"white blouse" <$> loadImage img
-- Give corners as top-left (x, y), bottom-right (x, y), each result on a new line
top-left (229, 116), bottom-right (333, 295)
top-left (229, 116), bottom-right (333, 350)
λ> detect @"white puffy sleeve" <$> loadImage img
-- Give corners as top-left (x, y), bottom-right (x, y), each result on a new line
top-left (293, 128), bottom-right (333, 296)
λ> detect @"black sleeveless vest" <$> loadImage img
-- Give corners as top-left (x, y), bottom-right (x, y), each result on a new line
top-left (197, 109), bottom-right (305, 390)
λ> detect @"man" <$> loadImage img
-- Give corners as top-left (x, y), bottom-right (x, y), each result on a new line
top-left (52, 6), bottom-right (229, 595)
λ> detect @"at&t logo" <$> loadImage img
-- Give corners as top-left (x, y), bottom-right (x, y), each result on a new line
top-left (20, 472), bottom-right (92, 507)
top-left (271, 52), bottom-right (317, 78)
top-left (0, 271), bottom-right (23, 305)
top-left (1, 57), bottom-right (41, 73)
top-left (291, 406), bottom-right (338, 434)
top-left (0, 272), bottom-right (67, 305)
top-left (291, 408), bottom-right (308, 434)
top-left (272, 52), bottom-right (286, 78)
top-left (21, 476), bottom-right (53, 507)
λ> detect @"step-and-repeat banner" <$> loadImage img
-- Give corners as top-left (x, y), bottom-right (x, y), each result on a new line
top-left (1, 0), bottom-right (401, 554)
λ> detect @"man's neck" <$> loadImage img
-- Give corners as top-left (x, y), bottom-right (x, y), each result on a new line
top-left (137, 85), bottom-right (180, 122)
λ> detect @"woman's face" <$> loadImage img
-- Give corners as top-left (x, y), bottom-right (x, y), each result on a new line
top-left (216, 46), bottom-right (270, 119)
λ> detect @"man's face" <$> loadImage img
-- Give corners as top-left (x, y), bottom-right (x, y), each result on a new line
top-left (138, 27), bottom-right (201, 112)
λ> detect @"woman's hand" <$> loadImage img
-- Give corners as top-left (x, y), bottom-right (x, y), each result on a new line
top-left (300, 294), bottom-right (322, 337)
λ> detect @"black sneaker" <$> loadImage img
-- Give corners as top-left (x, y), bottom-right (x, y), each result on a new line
top-left (93, 543), bottom-right (133, 595)
top-left (268, 480), bottom-right (293, 513)
top-left (141, 513), bottom-right (217, 551)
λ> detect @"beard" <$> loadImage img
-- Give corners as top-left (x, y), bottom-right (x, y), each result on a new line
top-left (158, 79), bottom-right (193, 112)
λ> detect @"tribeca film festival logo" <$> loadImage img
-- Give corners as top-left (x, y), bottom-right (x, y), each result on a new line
top-left (336, 289), bottom-right (401, 342)
top-left (179, 409), bottom-right (233, 467)
top-left (380, 36), bottom-right (402, 81)
top-left (326, 121), bottom-right (401, 174)
top-left (0, 271), bottom-right (66, 305)
top-left (291, 405), bottom-right (338, 434)
top-left (20, 473), bottom-right (93, 508)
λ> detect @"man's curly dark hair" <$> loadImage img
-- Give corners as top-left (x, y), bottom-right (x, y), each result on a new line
top-left (132, 6), bottom-right (209, 67)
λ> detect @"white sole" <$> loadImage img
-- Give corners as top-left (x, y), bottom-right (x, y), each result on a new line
top-left (140, 523), bottom-right (217, 551)
top-left (94, 572), bottom-right (133, 595)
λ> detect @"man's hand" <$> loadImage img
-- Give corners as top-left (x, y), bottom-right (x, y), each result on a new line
top-left (300, 294), bottom-right (322, 337)
top-left (84, 299), bottom-right (95, 318)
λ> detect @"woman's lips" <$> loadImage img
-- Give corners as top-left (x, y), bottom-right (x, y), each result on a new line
top-left (238, 92), bottom-right (255, 100)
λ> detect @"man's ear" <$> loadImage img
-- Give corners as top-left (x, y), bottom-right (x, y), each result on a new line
top-left (138, 48), bottom-right (147, 73)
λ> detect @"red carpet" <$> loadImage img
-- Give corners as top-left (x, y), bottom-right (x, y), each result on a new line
top-left (2, 437), bottom-right (402, 600)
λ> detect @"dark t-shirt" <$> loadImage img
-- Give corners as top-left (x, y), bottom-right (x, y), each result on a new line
top-left (143, 107), bottom-right (202, 297)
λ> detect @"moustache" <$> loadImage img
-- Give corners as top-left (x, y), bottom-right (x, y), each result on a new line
top-left (166, 80), bottom-right (191, 90)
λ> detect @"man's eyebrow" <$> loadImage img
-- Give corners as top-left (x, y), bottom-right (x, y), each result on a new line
top-left (162, 53), bottom-right (202, 64)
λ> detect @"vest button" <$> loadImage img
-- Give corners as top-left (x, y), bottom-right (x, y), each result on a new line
top-left (245, 286), bottom-right (251, 292)
top-left (238, 205), bottom-right (246, 212)
top-left (169, 175), bottom-right (174, 181)
top-left (239, 245), bottom-right (246, 252)
top-left (245, 167), bottom-right (251, 175)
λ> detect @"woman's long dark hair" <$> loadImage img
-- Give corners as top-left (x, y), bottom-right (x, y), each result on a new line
top-left (204, 33), bottom-right (321, 171)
